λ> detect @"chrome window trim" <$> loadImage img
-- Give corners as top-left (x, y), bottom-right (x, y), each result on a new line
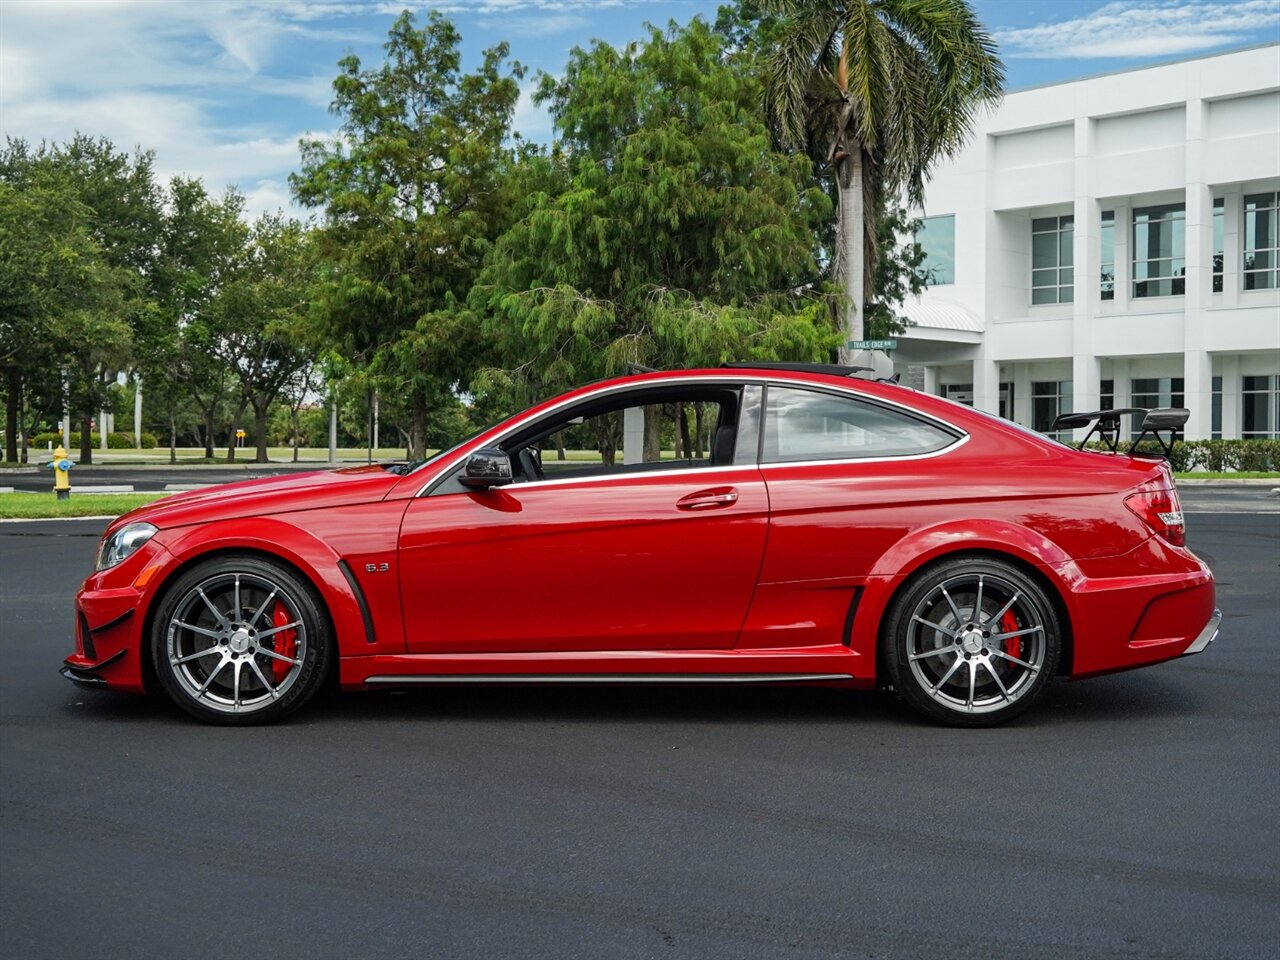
top-left (414, 374), bottom-right (967, 498)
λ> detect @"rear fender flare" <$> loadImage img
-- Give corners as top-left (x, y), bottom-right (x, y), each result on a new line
top-left (852, 519), bottom-right (1076, 666)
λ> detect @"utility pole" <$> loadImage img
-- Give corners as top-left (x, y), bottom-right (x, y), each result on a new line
top-left (134, 373), bottom-right (143, 448)
top-left (61, 368), bottom-right (71, 451)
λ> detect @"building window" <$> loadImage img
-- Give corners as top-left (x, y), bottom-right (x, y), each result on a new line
top-left (942, 383), bottom-right (973, 405)
top-left (1213, 198), bottom-right (1224, 293)
top-left (1130, 377), bottom-right (1185, 438)
top-left (1032, 215), bottom-right (1073, 304)
top-left (1100, 379), bottom-right (1114, 411)
top-left (1244, 193), bottom-right (1279, 290)
top-left (917, 214), bottom-right (955, 285)
top-left (1032, 380), bottom-right (1072, 439)
top-left (1242, 375), bottom-right (1279, 438)
top-left (1132, 204), bottom-right (1185, 298)
top-left (1212, 376), bottom-right (1222, 439)
top-left (1100, 211), bottom-right (1115, 301)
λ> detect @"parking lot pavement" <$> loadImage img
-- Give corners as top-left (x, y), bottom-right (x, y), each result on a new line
top-left (1178, 483), bottom-right (1280, 513)
top-left (1, 508), bottom-right (1277, 960)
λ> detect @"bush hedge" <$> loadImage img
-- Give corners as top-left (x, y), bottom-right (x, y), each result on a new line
top-left (1082, 437), bottom-right (1280, 472)
top-left (31, 431), bottom-right (158, 450)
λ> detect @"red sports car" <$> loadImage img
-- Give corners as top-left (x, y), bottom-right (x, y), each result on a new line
top-left (63, 364), bottom-right (1219, 726)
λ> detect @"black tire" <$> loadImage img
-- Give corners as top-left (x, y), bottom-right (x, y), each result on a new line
top-left (882, 556), bottom-right (1061, 727)
top-left (150, 554), bottom-right (332, 725)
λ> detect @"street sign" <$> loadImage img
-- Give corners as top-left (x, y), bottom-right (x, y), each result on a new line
top-left (847, 339), bottom-right (897, 351)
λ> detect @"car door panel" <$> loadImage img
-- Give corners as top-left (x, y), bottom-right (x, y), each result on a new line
top-left (397, 467), bottom-right (768, 653)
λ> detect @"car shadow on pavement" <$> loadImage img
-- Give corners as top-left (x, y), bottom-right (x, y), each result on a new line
top-left (57, 668), bottom-right (1207, 729)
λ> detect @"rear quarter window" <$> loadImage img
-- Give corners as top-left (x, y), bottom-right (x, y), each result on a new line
top-left (762, 385), bottom-right (960, 463)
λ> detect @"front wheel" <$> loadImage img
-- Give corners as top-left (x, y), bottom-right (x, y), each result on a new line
top-left (883, 557), bottom-right (1061, 727)
top-left (150, 555), bottom-right (331, 725)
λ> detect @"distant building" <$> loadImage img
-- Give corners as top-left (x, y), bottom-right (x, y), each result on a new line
top-left (896, 43), bottom-right (1280, 440)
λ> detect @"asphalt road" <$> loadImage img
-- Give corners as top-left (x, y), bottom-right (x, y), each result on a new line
top-left (1, 493), bottom-right (1277, 959)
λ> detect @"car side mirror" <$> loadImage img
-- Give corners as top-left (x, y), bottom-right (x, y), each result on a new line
top-left (459, 447), bottom-right (513, 489)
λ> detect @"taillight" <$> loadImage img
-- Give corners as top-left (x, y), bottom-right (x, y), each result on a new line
top-left (1125, 487), bottom-right (1185, 546)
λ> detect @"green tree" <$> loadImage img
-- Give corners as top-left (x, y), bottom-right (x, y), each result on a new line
top-left (44, 135), bottom-right (161, 463)
top-left (147, 177), bottom-right (245, 461)
top-left (0, 139), bottom-right (139, 464)
top-left (205, 214), bottom-right (317, 462)
top-left (764, 0), bottom-right (1002, 352)
top-left (292, 10), bottom-right (524, 459)
top-left (866, 202), bottom-right (929, 338)
top-left (475, 18), bottom-right (838, 419)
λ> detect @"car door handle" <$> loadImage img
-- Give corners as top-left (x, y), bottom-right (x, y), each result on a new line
top-left (676, 488), bottom-right (739, 510)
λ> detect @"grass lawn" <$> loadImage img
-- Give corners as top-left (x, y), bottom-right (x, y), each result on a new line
top-left (0, 492), bottom-right (170, 519)
top-left (13, 446), bottom-right (413, 465)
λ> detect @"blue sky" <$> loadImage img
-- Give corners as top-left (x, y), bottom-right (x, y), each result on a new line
top-left (2, 0), bottom-right (1277, 219)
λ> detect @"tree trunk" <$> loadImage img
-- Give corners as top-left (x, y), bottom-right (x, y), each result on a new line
top-left (555, 435), bottom-right (566, 461)
top-left (643, 405), bottom-right (662, 463)
top-left (592, 414), bottom-right (617, 467)
top-left (203, 409), bottom-right (216, 460)
top-left (409, 391), bottom-right (427, 461)
top-left (678, 405), bottom-right (691, 461)
top-left (694, 403), bottom-right (705, 459)
top-left (168, 401), bottom-right (177, 465)
top-left (4, 368), bottom-right (18, 463)
top-left (836, 146), bottom-right (865, 362)
top-left (291, 408), bottom-right (301, 463)
top-left (79, 411), bottom-right (93, 465)
top-left (226, 399), bottom-right (249, 463)
top-left (253, 400), bottom-right (270, 463)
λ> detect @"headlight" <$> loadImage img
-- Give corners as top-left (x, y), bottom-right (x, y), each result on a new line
top-left (95, 522), bottom-right (158, 571)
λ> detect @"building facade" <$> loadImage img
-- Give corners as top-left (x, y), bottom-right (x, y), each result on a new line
top-left (896, 44), bottom-right (1280, 441)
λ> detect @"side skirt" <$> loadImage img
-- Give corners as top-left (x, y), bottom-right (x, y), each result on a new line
top-left (366, 673), bottom-right (853, 685)
top-left (339, 645), bottom-right (874, 690)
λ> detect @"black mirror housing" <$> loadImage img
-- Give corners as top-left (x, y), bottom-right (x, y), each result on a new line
top-left (460, 447), bottom-right (513, 489)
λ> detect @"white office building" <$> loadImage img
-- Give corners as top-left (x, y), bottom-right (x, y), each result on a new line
top-left (896, 43), bottom-right (1280, 440)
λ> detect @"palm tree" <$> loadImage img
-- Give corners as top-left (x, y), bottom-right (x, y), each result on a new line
top-left (765, 0), bottom-right (1003, 354)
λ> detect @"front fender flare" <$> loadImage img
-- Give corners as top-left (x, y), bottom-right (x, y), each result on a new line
top-left (153, 517), bottom-right (372, 655)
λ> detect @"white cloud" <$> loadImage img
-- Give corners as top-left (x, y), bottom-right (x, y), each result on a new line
top-left (481, 12), bottom-right (592, 37)
top-left (511, 78), bottom-right (556, 141)
top-left (0, 0), bottom-right (366, 219)
top-left (996, 0), bottom-right (1280, 59)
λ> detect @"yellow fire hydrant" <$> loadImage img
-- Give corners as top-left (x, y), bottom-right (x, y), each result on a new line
top-left (49, 444), bottom-right (75, 500)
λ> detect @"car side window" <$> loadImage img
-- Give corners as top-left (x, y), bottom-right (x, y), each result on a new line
top-left (532, 397), bottom-right (733, 481)
top-left (762, 386), bottom-right (958, 464)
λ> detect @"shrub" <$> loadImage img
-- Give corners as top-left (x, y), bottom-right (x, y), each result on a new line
top-left (29, 431), bottom-right (157, 450)
top-left (1080, 437), bottom-right (1277, 472)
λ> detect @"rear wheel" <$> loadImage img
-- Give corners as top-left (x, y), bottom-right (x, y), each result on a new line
top-left (883, 557), bottom-right (1061, 726)
top-left (150, 555), bottom-right (331, 725)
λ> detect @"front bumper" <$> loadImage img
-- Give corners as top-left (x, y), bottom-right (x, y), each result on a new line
top-left (60, 650), bottom-right (127, 690)
top-left (1181, 608), bottom-right (1221, 658)
top-left (62, 538), bottom-right (172, 695)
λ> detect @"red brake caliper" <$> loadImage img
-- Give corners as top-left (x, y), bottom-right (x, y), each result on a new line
top-left (270, 602), bottom-right (298, 683)
top-left (1001, 611), bottom-right (1021, 661)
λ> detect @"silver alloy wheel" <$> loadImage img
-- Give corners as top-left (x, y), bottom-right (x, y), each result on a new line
top-left (165, 571), bottom-right (308, 715)
top-left (905, 572), bottom-right (1047, 715)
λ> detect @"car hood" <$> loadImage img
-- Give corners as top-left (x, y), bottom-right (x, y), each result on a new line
top-left (112, 465), bottom-right (404, 532)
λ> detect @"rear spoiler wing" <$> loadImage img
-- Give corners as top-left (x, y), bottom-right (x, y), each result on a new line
top-left (1052, 407), bottom-right (1190, 458)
